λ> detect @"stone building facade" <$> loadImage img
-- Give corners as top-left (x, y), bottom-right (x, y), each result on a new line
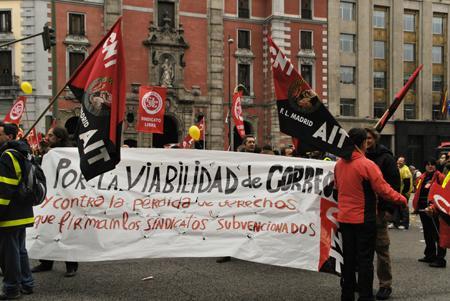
top-left (0, 0), bottom-right (51, 133)
top-left (51, 0), bottom-right (328, 150)
top-left (328, 0), bottom-right (450, 166)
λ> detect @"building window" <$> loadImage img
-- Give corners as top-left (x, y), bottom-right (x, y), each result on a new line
top-left (404, 13), bottom-right (415, 32)
top-left (69, 52), bottom-right (85, 76)
top-left (432, 75), bottom-right (444, 92)
top-left (373, 10), bottom-right (386, 28)
top-left (0, 11), bottom-right (11, 33)
top-left (301, 0), bottom-right (312, 20)
top-left (238, 63), bottom-right (250, 96)
top-left (238, 30), bottom-right (250, 49)
top-left (340, 2), bottom-right (354, 21)
top-left (340, 34), bottom-right (355, 53)
top-left (374, 72), bottom-right (386, 89)
top-left (0, 51), bottom-right (12, 86)
top-left (340, 99), bottom-right (356, 116)
top-left (404, 104), bottom-right (416, 119)
top-left (301, 64), bottom-right (313, 87)
top-left (373, 41), bottom-right (385, 59)
top-left (374, 102), bottom-right (386, 118)
top-left (432, 46), bottom-right (443, 64)
top-left (340, 66), bottom-right (355, 84)
top-left (69, 13), bottom-right (85, 36)
top-left (404, 43), bottom-right (415, 62)
top-left (433, 16), bottom-right (444, 35)
top-left (158, 1), bottom-right (175, 27)
top-left (300, 31), bottom-right (313, 50)
top-left (238, 0), bottom-right (250, 19)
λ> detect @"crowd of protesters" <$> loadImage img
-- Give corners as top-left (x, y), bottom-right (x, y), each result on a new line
top-left (0, 123), bottom-right (449, 300)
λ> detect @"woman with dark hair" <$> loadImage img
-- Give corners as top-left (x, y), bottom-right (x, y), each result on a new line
top-left (334, 128), bottom-right (407, 301)
top-left (46, 126), bottom-right (70, 148)
top-left (412, 159), bottom-right (446, 268)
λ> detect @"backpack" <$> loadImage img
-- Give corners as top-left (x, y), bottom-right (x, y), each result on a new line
top-left (3, 149), bottom-right (47, 206)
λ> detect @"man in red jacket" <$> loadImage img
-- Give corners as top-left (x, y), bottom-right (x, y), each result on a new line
top-left (335, 128), bottom-right (407, 301)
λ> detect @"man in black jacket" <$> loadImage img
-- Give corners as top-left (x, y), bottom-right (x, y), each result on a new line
top-left (0, 122), bottom-right (34, 299)
top-left (366, 128), bottom-right (401, 300)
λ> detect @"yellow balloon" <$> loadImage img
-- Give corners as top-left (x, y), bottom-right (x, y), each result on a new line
top-left (188, 125), bottom-right (201, 141)
top-left (21, 82), bottom-right (33, 94)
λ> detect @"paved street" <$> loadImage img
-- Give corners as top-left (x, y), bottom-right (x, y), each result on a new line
top-left (8, 215), bottom-right (449, 300)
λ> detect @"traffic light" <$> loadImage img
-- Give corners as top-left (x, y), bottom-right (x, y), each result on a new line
top-left (42, 24), bottom-right (56, 51)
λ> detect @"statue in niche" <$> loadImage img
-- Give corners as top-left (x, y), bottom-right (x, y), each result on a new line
top-left (160, 58), bottom-right (174, 87)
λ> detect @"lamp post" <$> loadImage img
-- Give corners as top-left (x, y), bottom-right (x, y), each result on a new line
top-left (227, 35), bottom-right (234, 151)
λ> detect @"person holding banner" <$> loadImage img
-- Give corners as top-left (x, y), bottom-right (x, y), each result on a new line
top-left (412, 159), bottom-right (446, 268)
top-left (334, 128), bottom-right (407, 301)
top-left (0, 122), bottom-right (35, 299)
top-left (32, 126), bottom-right (79, 277)
top-left (365, 128), bottom-right (400, 300)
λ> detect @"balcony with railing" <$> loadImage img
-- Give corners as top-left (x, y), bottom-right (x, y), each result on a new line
top-left (0, 74), bottom-right (20, 100)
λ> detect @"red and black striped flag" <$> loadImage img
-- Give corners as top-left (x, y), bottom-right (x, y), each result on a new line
top-left (268, 37), bottom-right (354, 159)
top-left (68, 17), bottom-right (126, 181)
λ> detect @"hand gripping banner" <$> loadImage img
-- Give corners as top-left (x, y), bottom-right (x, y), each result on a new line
top-left (268, 37), bottom-right (354, 159)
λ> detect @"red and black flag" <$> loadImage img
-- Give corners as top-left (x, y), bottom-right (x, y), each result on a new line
top-left (268, 37), bottom-right (354, 159)
top-left (68, 17), bottom-right (126, 181)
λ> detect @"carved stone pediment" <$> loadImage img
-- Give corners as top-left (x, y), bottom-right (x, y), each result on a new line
top-left (297, 49), bottom-right (316, 65)
top-left (235, 48), bottom-right (255, 64)
top-left (63, 35), bottom-right (91, 47)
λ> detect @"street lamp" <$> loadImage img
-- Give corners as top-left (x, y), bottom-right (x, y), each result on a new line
top-left (228, 35), bottom-right (234, 151)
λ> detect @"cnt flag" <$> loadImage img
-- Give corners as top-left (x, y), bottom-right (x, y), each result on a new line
top-left (231, 90), bottom-right (246, 139)
top-left (68, 17), bottom-right (126, 181)
top-left (137, 86), bottom-right (166, 134)
top-left (268, 37), bottom-right (354, 159)
top-left (4, 96), bottom-right (27, 125)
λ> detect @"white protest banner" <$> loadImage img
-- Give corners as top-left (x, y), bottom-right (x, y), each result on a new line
top-left (27, 148), bottom-right (343, 274)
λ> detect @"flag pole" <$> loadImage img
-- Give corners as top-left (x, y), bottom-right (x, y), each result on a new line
top-left (23, 17), bottom-right (123, 140)
top-left (22, 84), bottom-right (68, 139)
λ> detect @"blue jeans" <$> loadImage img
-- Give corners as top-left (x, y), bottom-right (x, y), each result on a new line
top-left (0, 228), bottom-right (34, 295)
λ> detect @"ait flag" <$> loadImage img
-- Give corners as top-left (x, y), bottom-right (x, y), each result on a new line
top-left (268, 37), bottom-right (354, 159)
top-left (231, 91), bottom-right (245, 139)
top-left (137, 86), bottom-right (166, 134)
top-left (4, 96), bottom-right (26, 125)
top-left (180, 117), bottom-right (205, 149)
top-left (375, 64), bottom-right (423, 132)
top-left (68, 17), bottom-right (126, 181)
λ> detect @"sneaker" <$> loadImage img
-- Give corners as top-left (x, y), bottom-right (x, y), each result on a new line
top-left (20, 286), bottom-right (33, 295)
top-left (31, 263), bottom-right (52, 273)
top-left (0, 291), bottom-right (21, 300)
top-left (398, 225), bottom-right (406, 230)
top-left (376, 287), bottom-right (392, 300)
top-left (216, 256), bottom-right (231, 263)
top-left (64, 269), bottom-right (77, 278)
top-left (387, 223), bottom-right (394, 229)
top-left (429, 260), bottom-right (446, 268)
top-left (418, 257), bottom-right (435, 263)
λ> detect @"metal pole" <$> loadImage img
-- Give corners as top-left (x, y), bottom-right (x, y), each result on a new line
top-left (228, 35), bottom-right (234, 151)
top-left (51, 0), bottom-right (58, 121)
top-left (0, 32), bottom-right (42, 48)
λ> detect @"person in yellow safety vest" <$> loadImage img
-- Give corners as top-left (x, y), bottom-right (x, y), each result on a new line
top-left (391, 156), bottom-right (413, 230)
top-left (0, 122), bottom-right (34, 299)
